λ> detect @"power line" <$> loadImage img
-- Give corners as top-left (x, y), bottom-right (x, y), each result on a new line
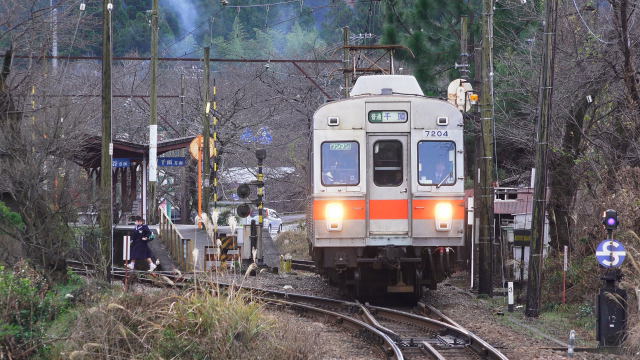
top-left (225, 0), bottom-right (300, 8)
top-left (6, 54), bottom-right (341, 64)
top-left (571, 0), bottom-right (614, 45)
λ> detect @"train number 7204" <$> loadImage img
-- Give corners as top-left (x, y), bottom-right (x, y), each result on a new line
top-left (425, 130), bottom-right (448, 137)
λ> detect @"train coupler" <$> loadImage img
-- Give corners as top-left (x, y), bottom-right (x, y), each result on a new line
top-left (387, 266), bottom-right (414, 293)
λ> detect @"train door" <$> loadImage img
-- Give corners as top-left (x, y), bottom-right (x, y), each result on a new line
top-left (367, 135), bottom-right (409, 236)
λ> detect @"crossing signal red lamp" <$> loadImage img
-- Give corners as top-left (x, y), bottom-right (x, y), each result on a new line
top-left (602, 209), bottom-right (619, 231)
top-left (236, 183), bottom-right (252, 218)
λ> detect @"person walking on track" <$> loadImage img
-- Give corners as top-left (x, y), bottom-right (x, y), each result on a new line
top-left (126, 216), bottom-right (156, 271)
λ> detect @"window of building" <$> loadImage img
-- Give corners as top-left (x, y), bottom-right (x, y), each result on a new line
top-left (418, 141), bottom-right (456, 186)
top-left (373, 140), bottom-right (403, 186)
top-left (321, 141), bottom-right (359, 186)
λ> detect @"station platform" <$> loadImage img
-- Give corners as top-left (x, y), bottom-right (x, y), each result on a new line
top-left (115, 224), bottom-right (280, 272)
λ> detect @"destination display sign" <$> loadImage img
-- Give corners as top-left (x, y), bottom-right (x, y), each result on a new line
top-left (368, 110), bottom-right (408, 123)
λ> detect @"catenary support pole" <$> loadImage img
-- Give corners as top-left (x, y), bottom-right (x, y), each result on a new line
top-left (343, 26), bottom-right (350, 98)
top-left (203, 47), bottom-right (211, 215)
top-left (459, 16), bottom-right (470, 80)
top-left (100, 0), bottom-right (114, 282)
top-left (526, 0), bottom-right (559, 318)
top-left (148, 0), bottom-right (159, 224)
top-left (478, 0), bottom-right (496, 297)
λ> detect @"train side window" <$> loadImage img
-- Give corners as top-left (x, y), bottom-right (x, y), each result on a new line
top-left (373, 140), bottom-right (403, 186)
top-left (417, 141), bottom-right (456, 186)
top-left (321, 141), bottom-right (360, 186)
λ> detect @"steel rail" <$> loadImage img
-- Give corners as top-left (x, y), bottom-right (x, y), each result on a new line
top-left (290, 259), bottom-right (317, 272)
top-left (367, 305), bottom-right (509, 360)
top-left (419, 340), bottom-right (447, 360)
top-left (67, 259), bottom-right (507, 359)
top-left (262, 297), bottom-right (403, 360)
top-left (417, 302), bottom-right (509, 360)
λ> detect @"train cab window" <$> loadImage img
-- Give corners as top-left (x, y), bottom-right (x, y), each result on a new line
top-left (321, 141), bottom-right (359, 186)
top-left (418, 141), bottom-right (456, 186)
top-left (373, 140), bottom-right (403, 186)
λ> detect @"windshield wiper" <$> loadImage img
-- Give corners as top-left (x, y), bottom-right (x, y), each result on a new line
top-left (436, 173), bottom-right (452, 188)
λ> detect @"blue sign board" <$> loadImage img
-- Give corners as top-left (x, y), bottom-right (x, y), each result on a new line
top-left (596, 240), bottom-right (626, 268)
top-left (158, 157), bottom-right (186, 167)
top-left (240, 129), bottom-right (254, 144)
top-left (256, 127), bottom-right (272, 145)
top-left (240, 127), bottom-right (273, 145)
top-left (112, 158), bottom-right (131, 168)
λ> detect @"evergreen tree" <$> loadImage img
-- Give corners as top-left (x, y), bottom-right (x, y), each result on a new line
top-left (382, 0), bottom-right (474, 93)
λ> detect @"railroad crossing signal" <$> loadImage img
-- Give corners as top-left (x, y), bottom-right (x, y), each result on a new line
top-left (236, 183), bottom-right (252, 218)
top-left (235, 149), bottom-right (267, 219)
top-left (602, 209), bottom-right (619, 231)
top-left (596, 240), bottom-right (626, 268)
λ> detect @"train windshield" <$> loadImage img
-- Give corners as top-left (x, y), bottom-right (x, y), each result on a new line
top-left (418, 141), bottom-right (456, 186)
top-left (321, 141), bottom-right (359, 186)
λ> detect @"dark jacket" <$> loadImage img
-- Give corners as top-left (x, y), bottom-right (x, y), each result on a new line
top-left (130, 224), bottom-right (152, 260)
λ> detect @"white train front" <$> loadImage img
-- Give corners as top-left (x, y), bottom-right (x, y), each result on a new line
top-left (307, 75), bottom-right (467, 301)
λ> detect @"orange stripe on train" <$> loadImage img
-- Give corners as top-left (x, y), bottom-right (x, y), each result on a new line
top-left (313, 199), bottom-right (465, 220)
top-left (369, 199), bottom-right (408, 219)
top-left (313, 199), bottom-right (366, 220)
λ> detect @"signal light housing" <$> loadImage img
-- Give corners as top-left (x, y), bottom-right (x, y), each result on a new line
top-left (602, 209), bottom-right (619, 231)
top-left (237, 183), bottom-right (251, 199)
top-left (237, 204), bottom-right (251, 218)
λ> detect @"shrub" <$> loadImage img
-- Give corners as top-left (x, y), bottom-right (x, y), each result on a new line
top-left (64, 286), bottom-right (321, 359)
top-left (0, 261), bottom-right (81, 358)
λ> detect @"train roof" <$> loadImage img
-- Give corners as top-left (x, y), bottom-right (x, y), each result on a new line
top-left (350, 75), bottom-right (424, 97)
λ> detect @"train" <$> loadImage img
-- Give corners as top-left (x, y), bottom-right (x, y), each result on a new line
top-left (307, 75), bottom-right (468, 302)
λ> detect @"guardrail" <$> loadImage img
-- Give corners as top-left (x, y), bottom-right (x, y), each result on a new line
top-left (159, 208), bottom-right (194, 271)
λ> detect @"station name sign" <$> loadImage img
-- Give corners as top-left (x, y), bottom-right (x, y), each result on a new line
top-left (111, 157), bottom-right (187, 168)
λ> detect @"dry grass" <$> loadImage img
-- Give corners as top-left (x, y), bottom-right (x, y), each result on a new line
top-left (57, 280), bottom-right (323, 359)
top-left (275, 230), bottom-right (311, 260)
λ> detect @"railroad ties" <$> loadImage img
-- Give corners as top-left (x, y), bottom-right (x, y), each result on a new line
top-left (65, 259), bottom-right (506, 359)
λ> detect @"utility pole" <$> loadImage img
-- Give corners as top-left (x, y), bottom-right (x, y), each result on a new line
top-left (100, 0), bottom-right (113, 282)
top-left (148, 0), bottom-right (158, 224)
top-left (478, 0), bottom-right (495, 296)
top-left (458, 16), bottom-right (470, 81)
top-left (203, 47), bottom-right (211, 214)
top-left (343, 26), bottom-right (350, 98)
top-left (179, 73), bottom-right (190, 224)
top-left (526, 0), bottom-right (559, 318)
top-left (50, 0), bottom-right (58, 73)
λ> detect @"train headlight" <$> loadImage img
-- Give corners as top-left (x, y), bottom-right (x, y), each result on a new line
top-left (435, 202), bottom-right (452, 231)
top-left (325, 202), bottom-right (344, 231)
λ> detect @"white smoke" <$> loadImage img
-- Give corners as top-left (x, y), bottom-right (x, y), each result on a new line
top-left (161, 0), bottom-right (198, 35)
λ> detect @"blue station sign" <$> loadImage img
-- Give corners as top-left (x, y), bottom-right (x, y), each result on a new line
top-left (596, 240), bottom-right (626, 268)
top-left (112, 158), bottom-right (131, 168)
top-left (158, 157), bottom-right (186, 167)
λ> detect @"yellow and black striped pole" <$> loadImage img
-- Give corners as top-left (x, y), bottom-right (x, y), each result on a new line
top-left (212, 79), bottom-right (219, 245)
top-left (255, 149), bottom-right (266, 263)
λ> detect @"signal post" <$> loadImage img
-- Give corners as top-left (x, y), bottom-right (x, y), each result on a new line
top-left (596, 209), bottom-right (627, 348)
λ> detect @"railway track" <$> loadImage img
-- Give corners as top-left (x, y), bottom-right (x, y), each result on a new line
top-left (290, 259), bottom-right (316, 272)
top-left (66, 259), bottom-right (507, 359)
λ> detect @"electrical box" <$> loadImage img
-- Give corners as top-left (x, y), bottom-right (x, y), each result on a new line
top-left (596, 286), bottom-right (627, 346)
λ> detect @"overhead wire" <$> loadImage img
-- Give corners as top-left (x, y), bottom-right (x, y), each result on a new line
top-left (225, 0), bottom-right (301, 8)
top-left (56, 1), bottom-right (86, 99)
top-left (571, 0), bottom-right (614, 45)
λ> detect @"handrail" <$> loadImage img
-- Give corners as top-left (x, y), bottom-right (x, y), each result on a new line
top-left (158, 208), bottom-right (194, 271)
